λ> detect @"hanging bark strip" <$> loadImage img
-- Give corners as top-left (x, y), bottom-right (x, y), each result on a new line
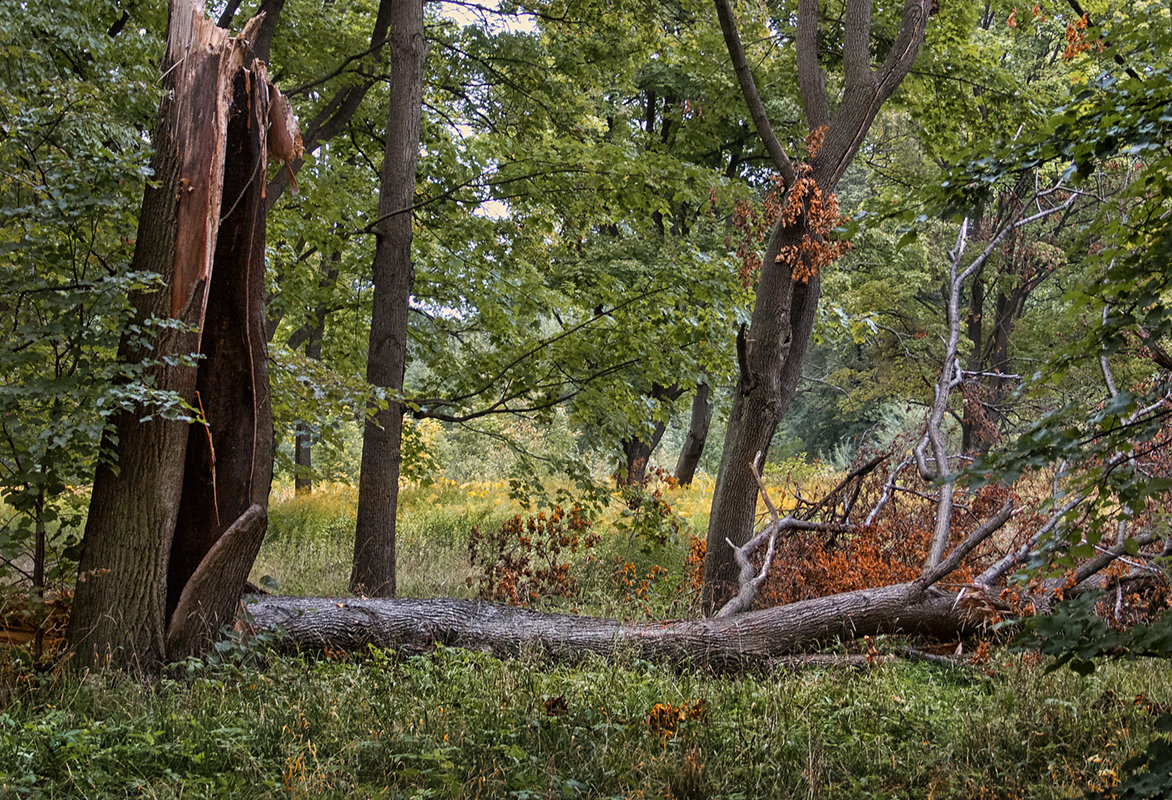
top-left (67, 0), bottom-right (284, 671)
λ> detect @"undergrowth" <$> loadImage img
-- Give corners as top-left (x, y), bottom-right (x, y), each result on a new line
top-left (8, 475), bottom-right (1171, 798)
top-left (1, 646), bottom-right (1166, 799)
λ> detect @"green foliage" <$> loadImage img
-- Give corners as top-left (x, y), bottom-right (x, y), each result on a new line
top-left (0, 0), bottom-right (166, 594)
top-left (1, 646), bottom-right (1167, 798)
top-left (952, 11), bottom-right (1172, 796)
top-left (1015, 593), bottom-right (1172, 797)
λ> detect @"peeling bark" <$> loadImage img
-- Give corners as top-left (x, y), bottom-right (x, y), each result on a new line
top-left (67, 0), bottom-right (279, 672)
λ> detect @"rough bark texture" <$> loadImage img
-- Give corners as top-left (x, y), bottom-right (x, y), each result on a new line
top-left (703, 0), bottom-right (931, 610)
top-left (67, 0), bottom-right (275, 671)
top-left (243, 582), bottom-right (976, 666)
top-left (351, 0), bottom-right (427, 598)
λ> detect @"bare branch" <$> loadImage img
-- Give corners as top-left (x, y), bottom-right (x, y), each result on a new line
top-left (712, 0), bottom-right (796, 185)
top-left (716, 455), bottom-right (851, 617)
top-left (751, 451), bottom-right (781, 525)
top-left (976, 493), bottom-right (1086, 586)
top-left (1074, 532), bottom-right (1159, 587)
top-left (865, 458), bottom-right (911, 528)
top-left (921, 499), bottom-right (1014, 588)
top-left (1100, 304), bottom-right (1119, 397)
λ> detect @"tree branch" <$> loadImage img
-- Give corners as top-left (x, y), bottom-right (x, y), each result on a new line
top-left (711, 0), bottom-right (795, 185)
top-left (920, 499), bottom-right (1014, 588)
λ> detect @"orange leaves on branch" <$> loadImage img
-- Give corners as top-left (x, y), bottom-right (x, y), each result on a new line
top-left (1063, 14), bottom-right (1100, 60)
top-left (774, 164), bottom-right (851, 285)
top-left (727, 126), bottom-right (849, 287)
top-left (685, 534), bottom-right (706, 592)
top-left (617, 562), bottom-right (669, 618)
top-left (804, 125), bottom-right (828, 159)
top-left (730, 196), bottom-right (769, 287)
top-left (755, 481), bottom-right (1015, 609)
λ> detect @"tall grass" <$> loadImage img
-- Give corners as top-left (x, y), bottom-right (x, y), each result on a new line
top-left (253, 480), bottom-right (522, 597)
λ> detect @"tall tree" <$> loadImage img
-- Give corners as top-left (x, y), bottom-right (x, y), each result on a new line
top-left (703, 0), bottom-right (933, 605)
top-left (350, 0), bottom-right (428, 597)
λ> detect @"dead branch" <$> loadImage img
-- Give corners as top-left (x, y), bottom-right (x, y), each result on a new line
top-left (715, 455), bottom-right (849, 618)
top-left (921, 499), bottom-right (1014, 588)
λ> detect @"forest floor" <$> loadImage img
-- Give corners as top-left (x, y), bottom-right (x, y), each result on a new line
top-left (2, 480), bottom-right (1170, 798)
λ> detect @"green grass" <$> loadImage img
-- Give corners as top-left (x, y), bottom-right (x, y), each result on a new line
top-left (253, 480), bottom-right (522, 598)
top-left (6, 479), bottom-right (1169, 798)
top-left (2, 647), bottom-right (1166, 799)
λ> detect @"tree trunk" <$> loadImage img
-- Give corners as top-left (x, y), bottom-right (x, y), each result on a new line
top-left (288, 245), bottom-right (341, 496)
top-left (291, 301), bottom-right (326, 496)
top-left (674, 383), bottom-right (712, 486)
top-left (351, 0), bottom-right (426, 598)
top-left (703, 0), bottom-right (932, 610)
top-left (166, 64), bottom-right (274, 657)
top-left (67, 2), bottom-right (276, 671)
top-left (618, 422), bottom-right (667, 487)
top-left (704, 221), bottom-right (822, 606)
top-left (243, 581), bottom-right (977, 666)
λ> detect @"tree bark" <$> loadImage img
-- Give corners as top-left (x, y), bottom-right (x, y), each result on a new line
top-left (618, 422), bottom-right (667, 487)
top-left (243, 582), bottom-right (977, 666)
top-left (674, 383), bottom-right (712, 485)
top-left (704, 222), bottom-right (823, 605)
top-left (67, 1), bottom-right (276, 672)
top-left (703, 0), bottom-right (931, 610)
top-left (351, 0), bottom-right (427, 598)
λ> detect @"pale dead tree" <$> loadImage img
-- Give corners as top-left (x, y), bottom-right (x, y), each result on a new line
top-left (916, 183), bottom-right (1080, 572)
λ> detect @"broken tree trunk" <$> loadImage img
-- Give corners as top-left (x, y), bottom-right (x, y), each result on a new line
top-left (243, 581), bottom-right (980, 666)
top-left (67, 0), bottom-right (281, 671)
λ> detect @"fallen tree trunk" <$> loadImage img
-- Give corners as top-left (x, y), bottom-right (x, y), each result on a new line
top-left (243, 581), bottom-right (986, 666)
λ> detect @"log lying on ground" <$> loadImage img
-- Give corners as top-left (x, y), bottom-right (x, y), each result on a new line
top-left (243, 581), bottom-right (987, 666)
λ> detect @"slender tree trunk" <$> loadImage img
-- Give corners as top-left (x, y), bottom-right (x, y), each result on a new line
top-left (292, 298), bottom-right (327, 496)
top-left (618, 422), bottom-right (667, 487)
top-left (703, 0), bottom-right (932, 610)
top-left (67, 2), bottom-right (277, 671)
top-left (294, 423), bottom-right (314, 495)
top-left (289, 247), bottom-right (341, 495)
top-left (674, 383), bottom-right (712, 486)
top-left (351, 0), bottom-right (426, 598)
